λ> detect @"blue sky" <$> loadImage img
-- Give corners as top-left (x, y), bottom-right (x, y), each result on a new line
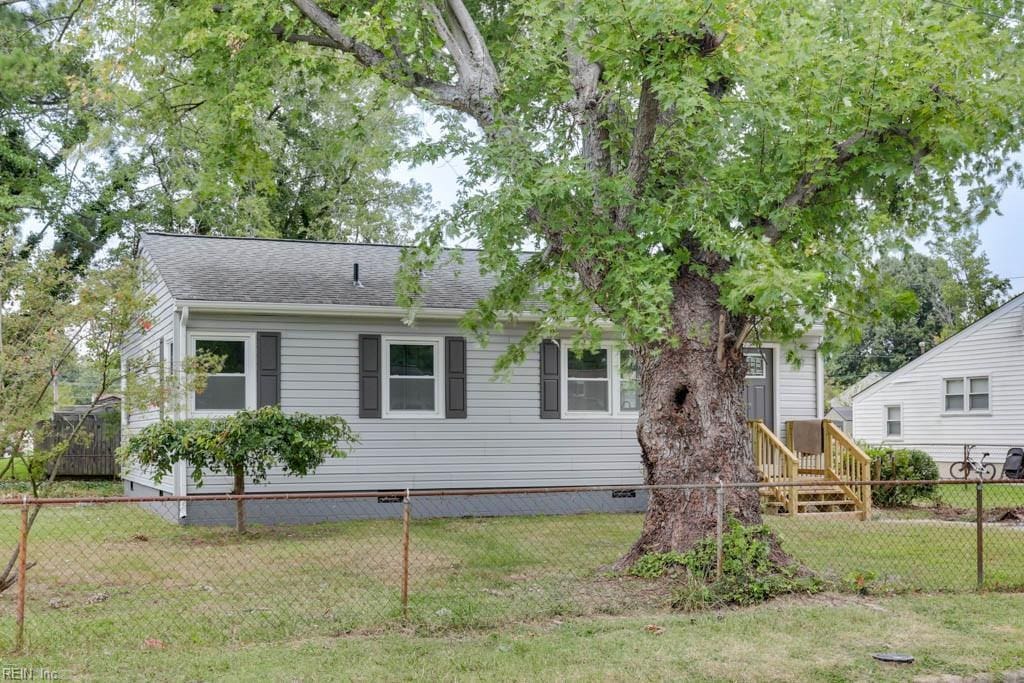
top-left (976, 182), bottom-right (1024, 294)
top-left (398, 157), bottom-right (1024, 295)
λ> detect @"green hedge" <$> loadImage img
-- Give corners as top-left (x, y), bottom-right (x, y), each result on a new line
top-left (864, 446), bottom-right (939, 507)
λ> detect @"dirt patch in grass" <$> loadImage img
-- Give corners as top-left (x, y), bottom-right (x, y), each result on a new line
top-left (925, 504), bottom-right (1024, 524)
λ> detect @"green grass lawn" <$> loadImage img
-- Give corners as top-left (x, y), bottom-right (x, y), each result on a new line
top-left (0, 457), bottom-right (31, 481)
top-left (0, 497), bottom-right (1019, 679)
top-left (934, 482), bottom-right (1024, 510)
top-left (4, 593), bottom-right (1024, 681)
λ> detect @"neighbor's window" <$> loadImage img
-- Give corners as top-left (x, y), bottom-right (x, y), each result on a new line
top-left (968, 377), bottom-right (990, 411)
top-left (387, 341), bottom-right (439, 414)
top-left (944, 378), bottom-right (965, 412)
top-left (619, 350), bottom-right (639, 412)
top-left (567, 349), bottom-right (610, 413)
top-left (944, 376), bottom-right (990, 412)
top-left (885, 405), bottom-right (902, 437)
top-left (195, 339), bottom-right (247, 411)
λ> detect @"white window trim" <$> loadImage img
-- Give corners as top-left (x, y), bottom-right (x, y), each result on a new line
top-left (560, 342), bottom-right (637, 419)
top-left (617, 349), bottom-right (640, 415)
top-left (883, 404), bottom-right (903, 440)
top-left (941, 375), bottom-right (992, 416)
top-left (382, 336), bottom-right (444, 419)
top-left (187, 332), bottom-right (256, 416)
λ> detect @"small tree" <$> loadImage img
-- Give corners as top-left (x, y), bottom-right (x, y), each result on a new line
top-left (119, 406), bottom-right (356, 533)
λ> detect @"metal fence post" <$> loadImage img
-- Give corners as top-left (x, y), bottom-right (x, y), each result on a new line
top-left (715, 481), bottom-right (725, 581)
top-left (16, 496), bottom-right (28, 652)
top-left (976, 480), bottom-right (984, 590)
top-left (401, 488), bottom-right (411, 620)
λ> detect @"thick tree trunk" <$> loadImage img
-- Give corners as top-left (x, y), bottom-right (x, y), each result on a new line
top-left (621, 272), bottom-right (762, 566)
top-left (232, 466), bottom-right (246, 534)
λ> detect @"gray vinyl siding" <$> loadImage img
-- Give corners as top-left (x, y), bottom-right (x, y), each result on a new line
top-left (852, 296), bottom-right (1024, 463)
top-left (120, 255), bottom-right (176, 492)
top-left (778, 340), bottom-right (822, 439)
top-left (180, 312), bottom-right (822, 494)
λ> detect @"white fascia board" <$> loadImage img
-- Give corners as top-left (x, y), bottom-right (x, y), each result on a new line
top-left (177, 300), bottom-right (477, 320)
top-left (174, 299), bottom-right (823, 341)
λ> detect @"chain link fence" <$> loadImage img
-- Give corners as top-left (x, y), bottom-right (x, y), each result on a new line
top-left (0, 480), bottom-right (1021, 655)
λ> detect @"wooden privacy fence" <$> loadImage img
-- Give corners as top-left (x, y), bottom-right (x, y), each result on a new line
top-left (41, 404), bottom-right (120, 478)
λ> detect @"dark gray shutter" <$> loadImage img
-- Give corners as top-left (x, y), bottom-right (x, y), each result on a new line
top-left (359, 334), bottom-right (382, 418)
top-left (540, 339), bottom-right (560, 419)
top-left (256, 332), bottom-right (281, 407)
top-left (445, 336), bottom-right (467, 418)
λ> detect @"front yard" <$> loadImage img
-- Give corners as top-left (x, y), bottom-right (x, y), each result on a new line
top-left (0, 485), bottom-right (1020, 679)
top-left (5, 593), bottom-right (1024, 681)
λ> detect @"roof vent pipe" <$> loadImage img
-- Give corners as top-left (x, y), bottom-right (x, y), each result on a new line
top-left (353, 263), bottom-right (364, 288)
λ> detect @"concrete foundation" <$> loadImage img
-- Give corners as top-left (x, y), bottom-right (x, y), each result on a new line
top-left (124, 480), bottom-right (648, 526)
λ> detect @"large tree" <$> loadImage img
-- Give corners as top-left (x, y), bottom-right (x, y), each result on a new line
top-left (105, 0), bottom-right (1024, 559)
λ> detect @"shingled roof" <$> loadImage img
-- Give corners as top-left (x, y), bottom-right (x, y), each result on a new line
top-left (140, 232), bottom-right (501, 309)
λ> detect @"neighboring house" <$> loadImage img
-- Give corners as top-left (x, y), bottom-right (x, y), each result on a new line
top-left (826, 372), bottom-right (888, 435)
top-left (833, 371), bottom-right (890, 408)
top-left (825, 405), bottom-right (853, 434)
top-left (852, 292), bottom-right (1024, 474)
top-left (122, 232), bottom-right (825, 522)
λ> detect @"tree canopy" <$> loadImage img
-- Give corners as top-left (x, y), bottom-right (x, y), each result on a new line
top-left (83, 1), bottom-right (433, 244)
top-left (93, 0), bottom-right (1024, 363)
top-left (826, 231), bottom-right (1011, 389)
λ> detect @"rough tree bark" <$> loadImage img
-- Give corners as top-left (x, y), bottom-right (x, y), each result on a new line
top-left (620, 272), bottom-right (762, 564)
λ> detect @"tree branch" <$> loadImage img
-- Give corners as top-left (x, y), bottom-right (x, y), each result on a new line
top-left (760, 124), bottom-right (927, 241)
top-left (625, 77), bottom-right (659, 194)
top-left (286, 0), bottom-right (497, 125)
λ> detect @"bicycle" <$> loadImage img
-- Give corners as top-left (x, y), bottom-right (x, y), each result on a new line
top-left (950, 446), bottom-right (997, 480)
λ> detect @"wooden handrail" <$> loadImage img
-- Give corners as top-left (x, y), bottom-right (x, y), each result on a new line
top-left (749, 420), bottom-right (800, 468)
top-left (823, 420), bottom-right (872, 520)
top-left (748, 420), bottom-right (800, 516)
top-left (823, 421), bottom-right (870, 465)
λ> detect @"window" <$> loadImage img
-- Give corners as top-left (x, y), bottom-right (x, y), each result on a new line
top-left (619, 351), bottom-right (639, 412)
top-left (944, 378), bottom-right (964, 411)
top-left (968, 377), bottom-right (990, 411)
top-left (385, 339), bottom-right (441, 416)
top-left (885, 405), bottom-right (902, 437)
top-left (561, 344), bottom-right (638, 417)
top-left (744, 352), bottom-right (767, 378)
top-left (567, 348), bottom-right (609, 413)
top-left (193, 337), bottom-right (250, 412)
top-left (944, 376), bottom-right (990, 413)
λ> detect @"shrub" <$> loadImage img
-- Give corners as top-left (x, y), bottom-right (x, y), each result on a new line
top-left (631, 518), bottom-right (825, 608)
top-left (628, 551), bottom-right (688, 579)
top-left (864, 446), bottom-right (939, 506)
top-left (119, 406), bottom-right (356, 532)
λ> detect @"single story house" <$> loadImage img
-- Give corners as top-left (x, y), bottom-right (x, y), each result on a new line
top-left (852, 292), bottom-right (1024, 475)
top-left (123, 232), bottom-right (825, 522)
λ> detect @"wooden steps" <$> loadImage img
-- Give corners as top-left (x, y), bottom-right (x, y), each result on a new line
top-left (750, 419), bottom-right (873, 520)
top-left (762, 481), bottom-right (858, 514)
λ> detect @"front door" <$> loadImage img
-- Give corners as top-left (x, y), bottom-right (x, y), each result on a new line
top-left (743, 348), bottom-right (774, 430)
